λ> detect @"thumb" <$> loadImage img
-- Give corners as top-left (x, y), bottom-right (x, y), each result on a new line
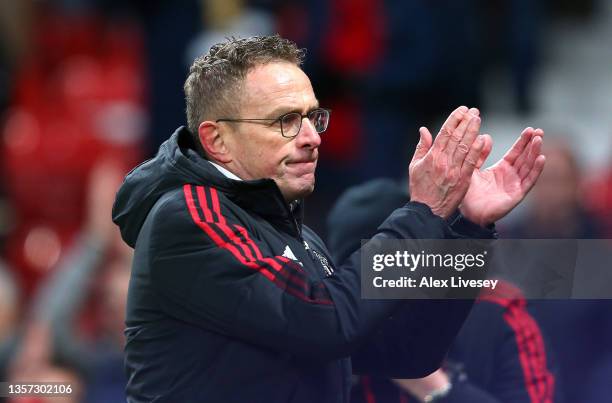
top-left (411, 127), bottom-right (433, 163)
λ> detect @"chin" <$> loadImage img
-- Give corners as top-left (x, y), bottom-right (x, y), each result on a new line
top-left (282, 180), bottom-right (315, 201)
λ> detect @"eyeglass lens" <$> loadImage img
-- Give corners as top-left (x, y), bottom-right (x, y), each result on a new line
top-left (281, 109), bottom-right (329, 137)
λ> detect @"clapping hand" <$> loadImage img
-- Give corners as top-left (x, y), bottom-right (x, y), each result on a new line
top-left (409, 106), bottom-right (484, 219)
top-left (459, 126), bottom-right (546, 227)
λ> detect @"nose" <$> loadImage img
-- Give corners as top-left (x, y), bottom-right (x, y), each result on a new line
top-left (294, 117), bottom-right (321, 149)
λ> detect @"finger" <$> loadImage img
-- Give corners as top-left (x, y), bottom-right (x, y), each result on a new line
top-left (502, 127), bottom-right (534, 166)
top-left (446, 115), bottom-right (479, 158)
top-left (514, 136), bottom-right (535, 177)
top-left (534, 127), bottom-right (544, 138)
top-left (518, 136), bottom-right (543, 180)
top-left (468, 107), bottom-right (480, 117)
top-left (432, 106), bottom-right (468, 152)
top-left (452, 115), bottom-right (481, 166)
top-left (521, 154), bottom-right (546, 194)
top-left (411, 126), bottom-right (433, 163)
top-left (515, 133), bottom-right (542, 176)
top-left (460, 135), bottom-right (485, 180)
top-left (475, 134), bottom-right (493, 169)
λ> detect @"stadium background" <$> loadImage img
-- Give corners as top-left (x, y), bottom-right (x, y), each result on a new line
top-left (0, 1), bottom-right (611, 402)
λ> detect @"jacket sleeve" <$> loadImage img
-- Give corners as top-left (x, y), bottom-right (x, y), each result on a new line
top-left (350, 300), bottom-right (475, 378)
top-left (436, 298), bottom-right (557, 403)
top-left (355, 298), bottom-right (557, 403)
top-left (350, 214), bottom-right (496, 377)
top-left (474, 298), bottom-right (556, 403)
top-left (145, 185), bottom-right (453, 361)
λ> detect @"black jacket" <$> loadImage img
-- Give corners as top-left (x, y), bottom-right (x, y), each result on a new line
top-left (327, 178), bottom-right (555, 403)
top-left (112, 127), bottom-right (491, 403)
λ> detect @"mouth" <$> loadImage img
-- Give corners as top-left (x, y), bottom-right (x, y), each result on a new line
top-left (286, 158), bottom-right (317, 174)
top-left (287, 159), bottom-right (317, 165)
top-left (286, 153), bottom-right (318, 165)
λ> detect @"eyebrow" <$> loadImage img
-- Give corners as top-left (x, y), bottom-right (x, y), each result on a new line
top-left (264, 101), bottom-right (320, 120)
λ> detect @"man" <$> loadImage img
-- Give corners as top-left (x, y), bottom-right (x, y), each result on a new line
top-left (112, 35), bottom-right (545, 402)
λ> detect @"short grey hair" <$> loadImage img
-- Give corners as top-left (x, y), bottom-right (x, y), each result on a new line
top-left (184, 35), bottom-right (305, 152)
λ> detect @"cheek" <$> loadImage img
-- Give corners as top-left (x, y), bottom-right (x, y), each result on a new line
top-left (235, 132), bottom-right (292, 178)
top-left (261, 142), bottom-right (292, 175)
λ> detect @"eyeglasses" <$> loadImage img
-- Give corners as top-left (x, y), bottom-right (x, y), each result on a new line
top-left (216, 108), bottom-right (331, 138)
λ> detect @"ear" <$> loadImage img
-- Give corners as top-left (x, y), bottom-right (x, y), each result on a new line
top-left (198, 121), bottom-right (231, 163)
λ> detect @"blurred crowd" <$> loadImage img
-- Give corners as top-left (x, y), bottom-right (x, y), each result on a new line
top-left (0, 0), bottom-right (610, 402)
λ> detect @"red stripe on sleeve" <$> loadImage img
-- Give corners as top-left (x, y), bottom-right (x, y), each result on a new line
top-left (201, 187), bottom-right (280, 268)
top-left (515, 311), bottom-right (554, 402)
top-left (234, 224), bottom-right (264, 260)
top-left (361, 376), bottom-right (377, 403)
top-left (200, 185), bottom-right (331, 304)
top-left (184, 184), bottom-right (332, 305)
top-left (503, 304), bottom-right (554, 403)
top-left (209, 187), bottom-right (227, 225)
top-left (183, 184), bottom-right (276, 281)
top-left (196, 186), bottom-right (258, 262)
top-left (504, 311), bottom-right (539, 402)
top-left (204, 187), bottom-right (310, 284)
top-left (194, 183), bottom-right (213, 222)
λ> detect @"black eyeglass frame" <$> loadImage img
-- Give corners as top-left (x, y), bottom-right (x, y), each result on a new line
top-left (215, 108), bottom-right (331, 138)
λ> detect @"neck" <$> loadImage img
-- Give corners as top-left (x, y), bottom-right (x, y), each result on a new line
top-left (208, 160), bottom-right (243, 181)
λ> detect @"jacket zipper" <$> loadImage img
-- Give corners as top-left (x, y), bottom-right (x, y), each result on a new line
top-left (286, 199), bottom-right (334, 277)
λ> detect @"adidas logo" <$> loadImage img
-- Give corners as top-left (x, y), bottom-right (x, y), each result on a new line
top-left (282, 245), bottom-right (298, 261)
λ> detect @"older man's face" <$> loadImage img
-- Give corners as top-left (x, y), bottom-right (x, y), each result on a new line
top-left (222, 62), bottom-right (321, 201)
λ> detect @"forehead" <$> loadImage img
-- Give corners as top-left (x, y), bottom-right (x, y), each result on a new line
top-left (241, 62), bottom-right (317, 113)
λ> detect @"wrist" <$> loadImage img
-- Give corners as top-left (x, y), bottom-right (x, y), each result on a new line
top-left (393, 369), bottom-right (450, 402)
top-left (420, 370), bottom-right (451, 402)
top-left (423, 381), bottom-right (452, 402)
top-left (458, 205), bottom-right (490, 228)
top-left (410, 198), bottom-right (450, 220)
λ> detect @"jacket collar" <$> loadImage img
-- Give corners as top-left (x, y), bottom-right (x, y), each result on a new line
top-left (175, 127), bottom-right (304, 236)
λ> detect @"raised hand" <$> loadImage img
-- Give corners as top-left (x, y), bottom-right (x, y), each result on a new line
top-left (459, 127), bottom-right (546, 227)
top-left (409, 106), bottom-right (484, 219)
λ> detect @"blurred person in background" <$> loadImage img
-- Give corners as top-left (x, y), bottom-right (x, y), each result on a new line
top-left (8, 359), bottom-right (83, 403)
top-left (327, 176), bottom-right (556, 402)
top-left (132, 0), bottom-right (203, 152)
top-left (505, 138), bottom-right (602, 239)
top-left (503, 138), bottom-right (609, 403)
top-left (584, 143), bottom-right (612, 238)
top-left (6, 159), bottom-right (131, 403)
top-left (6, 319), bottom-right (83, 403)
top-left (134, 0), bottom-right (279, 152)
top-left (0, 0), bottom-right (144, 299)
top-left (35, 160), bottom-right (131, 403)
top-left (185, 0), bottom-right (275, 64)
